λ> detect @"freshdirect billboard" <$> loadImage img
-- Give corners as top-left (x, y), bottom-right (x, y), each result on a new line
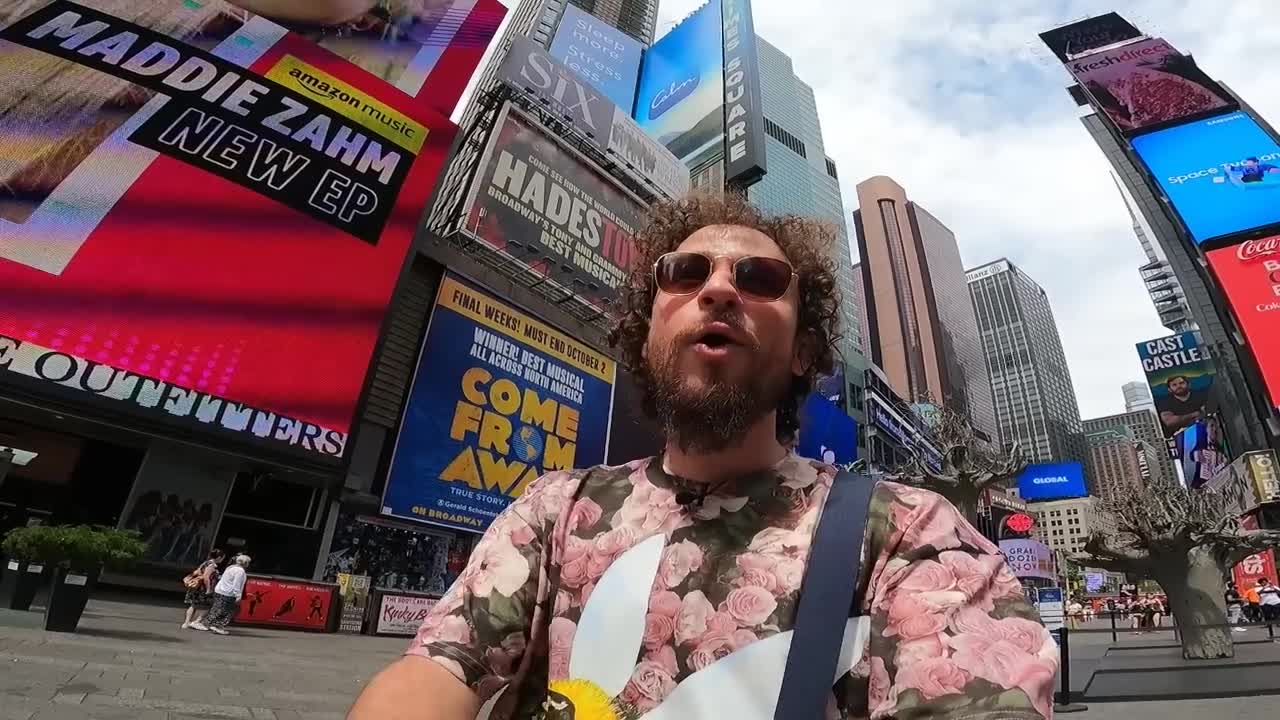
top-left (1132, 112), bottom-right (1280, 246)
top-left (1067, 38), bottom-right (1232, 134)
top-left (1207, 238), bottom-right (1280, 412)
top-left (1017, 462), bottom-right (1087, 501)
top-left (382, 275), bottom-right (614, 533)
top-left (1136, 331), bottom-right (1216, 438)
top-left (463, 104), bottom-right (643, 307)
top-left (634, 0), bottom-right (724, 165)
top-left (549, 4), bottom-right (643, 113)
top-left (0, 1), bottom-right (504, 463)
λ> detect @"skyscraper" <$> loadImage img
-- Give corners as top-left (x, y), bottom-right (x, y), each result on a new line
top-left (966, 258), bottom-right (1085, 463)
top-left (1083, 409), bottom-right (1177, 488)
top-left (853, 176), bottom-right (995, 436)
top-left (1085, 426), bottom-right (1153, 504)
top-left (850, 262), bottom-right (868, 355)
top-left (746, 37), bottom-right (860, 358)
top-left (1121, 381), bottom-right (1155, 414)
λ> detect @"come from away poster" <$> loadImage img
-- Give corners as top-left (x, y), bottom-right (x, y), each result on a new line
top-left (382, 274), bottom-right (615, 532)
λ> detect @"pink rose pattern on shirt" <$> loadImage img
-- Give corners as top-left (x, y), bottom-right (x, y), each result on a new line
top-left (408, 455), bottom-right (1057, 719)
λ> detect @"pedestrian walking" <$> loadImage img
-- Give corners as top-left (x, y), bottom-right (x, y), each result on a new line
top-left (1226, 582), bottom-right (1247, 632)
top-left (1245, 582), bottom-right (1264, 622)
top-left (348, 193), bottom-right (1058, 720)
top-left (181, 548), bottom-right (224, 629)
top-left (1258, 579), bottom-right (1280, 622)
top-left (193, 553), bottom-right (251, 635)
top-left (1067, 599), bottom-right (1084, 629)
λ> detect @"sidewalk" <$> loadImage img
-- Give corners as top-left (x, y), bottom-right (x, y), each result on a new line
top-left (0, 596), bottom-right (406, 720)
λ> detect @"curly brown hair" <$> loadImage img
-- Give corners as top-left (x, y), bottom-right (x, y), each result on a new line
top-left (608, 192), bottom-right (842, 444)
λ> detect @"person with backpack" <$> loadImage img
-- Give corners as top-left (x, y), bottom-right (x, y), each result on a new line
top-left (349, 194), bottom-right (1057, 719)
top-left (181, 548), bottom-right (225, 630)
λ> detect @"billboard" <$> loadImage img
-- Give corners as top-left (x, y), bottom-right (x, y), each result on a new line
top-left (1039, 12), bottom-right (1143, 62)
top-left (235, 576), bottom-right (335, 631)
top-left (1132, 112), bottom-right (1280, 246)
top-left (549, 4), bottom-right (643, 114)
top-left (1016, 462), bottom-right (1087, 501)
top-left (719, 0), bottom-right (766, 188)
top-left (634, 0), bottom-right (724, 165)
top-left (1177, 415), bottom-right (1230, 490)
top-left (382, 275), bottom-right (614, 533)
top-left (999, 539), bottom-right (1056, 581)
top-left (464, 104), bottom-right (643, 306)
top-left (1206, 239), bottom-right (1280, 411)
top-left (0, 0), bottom-right (505, 463)
top-left (498, 37), bottom-right (690, 201)
top-left (1067, 38), bottom-right (1232, 133)
top-left (1136, 332), bottom-right (1216, 438)
top-left (796, 394), bottom-right (857, 465)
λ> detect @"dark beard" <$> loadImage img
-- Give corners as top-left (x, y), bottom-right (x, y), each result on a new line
top-left (646, 325), bottom-right (790, 454)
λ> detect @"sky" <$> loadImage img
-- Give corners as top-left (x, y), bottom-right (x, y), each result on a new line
top-left (640, 0), bottom-right (1280, 420)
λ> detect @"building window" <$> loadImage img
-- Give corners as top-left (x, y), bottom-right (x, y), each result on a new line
top-left (762, 117), bottom-right (807, 158)
top-left (825, 158), bottom-right (838, 180)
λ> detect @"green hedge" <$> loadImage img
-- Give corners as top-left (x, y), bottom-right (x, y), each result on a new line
top-left (2, 525), bottom-right (146, 572)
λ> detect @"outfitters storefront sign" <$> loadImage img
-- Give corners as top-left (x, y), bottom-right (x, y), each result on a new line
top-left (1207, 239), bottom-right (1280, 412)
top-left (382, 275), bottom-right (614, 533)
top-left (0, 0), bottom-right (504, 463)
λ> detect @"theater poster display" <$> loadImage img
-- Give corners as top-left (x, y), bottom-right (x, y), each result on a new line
top-left (235, 576), bottom-right (336, 631)
top-left (999, 539), bottom-right (1055, 581)
top-left (1132, 112), bottom-right (1280, 246)
top-left (1066, 38), bottom-right (1232, 133)
top-left (382, 275), bottom-right (614, 533)
top-left (1137, 331), bottom-right (1217, 438)
top-left (464, 103), bottom-right (642, 307)
top-left (0, 1), bottom-right (504, 464)
top-left (1207, 238), bottom-right (1280, 412)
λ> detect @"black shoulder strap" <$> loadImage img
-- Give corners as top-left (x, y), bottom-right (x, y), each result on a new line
top-left (774, 470), bottom-right (877, 720)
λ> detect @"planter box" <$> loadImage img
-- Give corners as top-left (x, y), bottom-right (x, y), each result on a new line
top-left (43, 567), bottom-right (98, 633)
top-left (0, 559), bottom-right (49, 611)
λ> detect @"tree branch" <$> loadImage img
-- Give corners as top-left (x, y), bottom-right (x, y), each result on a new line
top-left (1078, 533), bottom-right (1153, 574)
top-left (1220, 530), bottom-right (1280, 567)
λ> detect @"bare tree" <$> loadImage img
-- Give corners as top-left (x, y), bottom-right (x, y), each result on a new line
top-left (1076, 483), bottom-right (1280, 659)
top-left (887, 404), bottom-right (1024, 524)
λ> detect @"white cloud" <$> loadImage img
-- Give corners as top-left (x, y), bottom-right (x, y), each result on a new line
top-left (656, 0), bottom-right (1280, 420)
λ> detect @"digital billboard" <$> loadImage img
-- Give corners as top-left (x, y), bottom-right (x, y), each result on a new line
top-left (1132, 112), bottom-right (1280, 245)
top-left (1177, 415), bottom-right (1229, 490)
top-left (1136, 332), bottom-right (1216, 438)
top-left (382, 275), bottom-right (614, 533)
top-left (999, 539), bottom-right (1055, 581)
top-left (1039, 12), bottom-right (1142, 63)
top-left (498, 37), bottom-right (690, 201)
top-left (1016, 462), bottom-right (1087, 501)
top-left (796, 394), bottom-right (857, 465)
top-left (1206, 239), bottom-right (1280, 412)
top-left (1067, 38), bottom-right (1232, 133)
top-left (464, 104), bottom-right (643, 307)
top-left (0, 1), bottom-right (504, 463)
top-left (633, 0), bottom-right (724, 165)
top-left (549, 4), bottom-right (643, 113)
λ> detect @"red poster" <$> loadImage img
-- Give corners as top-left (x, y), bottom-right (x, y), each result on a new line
top-left (0, 1), bottom-right (504, 464)
top-left (1234, 551), bottom-right (1279, 589)
top-left (1206, 239), bottom-right (1280, 411)
top-left (235, 577), bottom-right (335, 631)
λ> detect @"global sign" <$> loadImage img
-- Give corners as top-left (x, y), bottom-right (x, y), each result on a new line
top-left (1017, 462), bottom-right (1088, 501)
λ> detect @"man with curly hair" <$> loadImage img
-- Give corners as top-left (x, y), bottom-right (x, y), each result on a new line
top-left (351, 193), bottom-right (1055, 720)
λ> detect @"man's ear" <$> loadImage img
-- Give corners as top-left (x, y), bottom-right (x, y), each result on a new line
top-left (792, 329), bottom-right (816, 377)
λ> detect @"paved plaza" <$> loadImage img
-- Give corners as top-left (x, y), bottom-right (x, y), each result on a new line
top-left (0, 596), bottom-right (1271, 719)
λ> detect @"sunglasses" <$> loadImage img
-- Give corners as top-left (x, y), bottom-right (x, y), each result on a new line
top-left (653, 252), bottom-right (796, 301)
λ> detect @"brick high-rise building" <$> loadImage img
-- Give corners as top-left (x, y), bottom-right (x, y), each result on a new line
top-left (1083, 409), bottom-right (1176, 488)
top-left (1085, 426), bottom-right (1155, 504)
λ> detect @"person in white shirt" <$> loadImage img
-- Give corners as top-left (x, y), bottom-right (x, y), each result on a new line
top-left (192, 554), bottom-right (251, 635)
top-left (1258, 579), bottom-right (1280, 622)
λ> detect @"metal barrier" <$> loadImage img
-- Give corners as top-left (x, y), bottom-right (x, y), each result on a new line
top-left (1052, 612), bottom-right (1279, 711)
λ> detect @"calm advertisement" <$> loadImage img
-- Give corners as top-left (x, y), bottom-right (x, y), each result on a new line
top-left (1207, 239), bottom-right (1280, 413)
top-left (1132, 112), bottom-right (1280, 246)
top-left (1136, 331), bottom-right (1217, 438)
top-left (465, 105), bottom-right (642, 307)
top-left (1067, 38), bottom-right (1232, 133)
top-left (0, 0), bottom-right (504, 463)
top-left (382, 275), bottom-right (615, 533)
top-left (633, 0), bottom-right (723, 165)
top-left (549, 3), bottom-right (643, 113)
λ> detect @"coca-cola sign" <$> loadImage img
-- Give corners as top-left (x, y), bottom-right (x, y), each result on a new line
top-left (1237, 235), bottom-right (1280, 261)
top-left (375, 594), bottom-right (439, 636)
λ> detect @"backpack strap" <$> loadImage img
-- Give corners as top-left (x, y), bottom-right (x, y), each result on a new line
top-left (774, 470), bottom-right (878, 720)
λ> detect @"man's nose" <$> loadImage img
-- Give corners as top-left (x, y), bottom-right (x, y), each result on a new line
top-left (697, 260), bottom-right (740, 309)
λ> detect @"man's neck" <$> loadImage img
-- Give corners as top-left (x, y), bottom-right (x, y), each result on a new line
top-left (662, 412), bottom-right (788, 484)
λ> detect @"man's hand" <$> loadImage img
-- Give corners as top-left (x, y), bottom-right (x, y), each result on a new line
top-left (349, 656), bottom-right (480, 720)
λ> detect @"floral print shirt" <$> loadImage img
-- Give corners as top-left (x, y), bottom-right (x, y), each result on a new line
top-left (408, 455), bottom-right (1057, 720)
